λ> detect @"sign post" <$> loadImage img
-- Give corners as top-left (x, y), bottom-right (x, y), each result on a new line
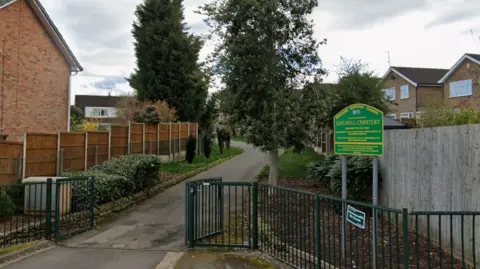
top-left (334, 103), bottom-right (384, 267)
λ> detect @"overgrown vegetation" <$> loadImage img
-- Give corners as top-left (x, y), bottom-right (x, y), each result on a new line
top-left (203, 134), bottom-right (212, 159)
top-left (308, 155), bottom-right (381, 202)
top-left (0, 192), bottom-right (16, 217)
top-left (115, 97), bottom-right (178, 124)
top-left (186, 136), bottom-right (197, 164)
top-left (418, 102), bottom-right (480, 127)
top-left (162, 145), bottom-right (243, 174)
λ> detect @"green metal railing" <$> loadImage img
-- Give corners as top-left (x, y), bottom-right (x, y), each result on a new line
top-left (0, 177), bottom-right (94, 248)
top-left (186, 180), bottom-right (480, 269)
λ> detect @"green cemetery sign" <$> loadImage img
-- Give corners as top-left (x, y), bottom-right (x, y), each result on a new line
top-left (334, 104), bottom-right (384, 156)
top-left (346, 205), bottom-right (366, 229)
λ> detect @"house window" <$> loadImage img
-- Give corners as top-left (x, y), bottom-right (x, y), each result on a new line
top-left (449, 79), bottom-right (473, 97)
top-left (387, 114), bottom-right (396, 119)
top-left (400, 85), bottom-right (409, 99)
top-left (384, 88), bottom-right (396, 101)
top-left (92, 109), bottom-right (108, 117)
top-left (400, 112), bottom-right (413, 119)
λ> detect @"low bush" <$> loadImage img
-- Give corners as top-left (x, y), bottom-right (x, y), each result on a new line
top-left (61, 171), bottom-right (134, 210)
top-left (217, 129), bottom-right (225, 154)
top-left (186, 136), bottom-right (197, 164)
top-left (0, 192), bottom-right (16, 217)
top-left (6, 180), bottom-right (24, 214)
top-left (90, 154), bottom-right (161, 192)
top-left (309, 156), bottom-right (381, 202)
top-left (203, 135), bottom-right (212, 159)
top-left (225, 131), bottom-right (231, 150)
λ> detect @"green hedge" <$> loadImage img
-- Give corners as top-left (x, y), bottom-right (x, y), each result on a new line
top-left (0, 192), bottom-right (16, 217)
top-left (90, 154), bottom-right (161, 192)
top-left (309, 155), bottom-right (381, 202)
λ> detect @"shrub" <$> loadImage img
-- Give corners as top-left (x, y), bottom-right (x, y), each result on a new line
top-left (217, 129), bottom-right (225, 154)
top-left (90, 154), bottom-right (161, 192)
top-left (0, 192), bottom-right (16, 217)
top-left (225, 131), bottom-right (231, 150)
top-left (309, 156), bottom-right (381, 202)
top-left (203, 134), bottom-right (212, 159)
top-left (61, 171), bottom-right (134, 210)
top-left (186, 136), bottom-right (197, 164)
top-left (6, 180), bottom-right (24, 214)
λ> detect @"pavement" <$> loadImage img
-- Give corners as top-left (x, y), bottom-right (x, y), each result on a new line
top-left (2, 141), bottom-right (273, 269)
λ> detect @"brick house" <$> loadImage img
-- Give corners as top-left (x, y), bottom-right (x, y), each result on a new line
top-left (438, 53), bottom-right (480, 109)
top-left (0, 0), bottom-right (82, 141)
top-left (380, 67), bottom-right (448, 119)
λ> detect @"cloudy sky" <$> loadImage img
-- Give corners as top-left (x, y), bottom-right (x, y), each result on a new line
top-left (39, 0), bottom-right (480, 101)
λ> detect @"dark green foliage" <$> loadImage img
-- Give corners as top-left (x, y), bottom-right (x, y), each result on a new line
top-left (90, 154), bottom-right (161, 192)
top-left (199, 94), bottom-right (219, 135)
top-left (186, 136), bottom-right (197, 163)
top-left (128, 0), bottom-right (208, 122)
top-left (0, 192), bottom-right (16, 217)
top-left (203, 135), bottom-right (212, 159)
top-left (309, 156), bottom-right (381, 202)
top-left (6, 181), bottom-right (24, 214)
top-left (217, 129), bottom-right (225, 154)
top-left (225, 131), bottom-right (231, 150)
top-left (62, 171), bottom-right (135, 211)
top-left (133, 106), bottom-right (160, 124)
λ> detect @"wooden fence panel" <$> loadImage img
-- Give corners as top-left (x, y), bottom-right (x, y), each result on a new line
top-left (159, 124), bottom-right (170, 156)
top-left (171, 123), bottom-right (179, 155)
top-left (60, 133), bottom-right (85, 173)
top-left (0, 141), bottom-right (22, 184)
top-left (130, 123), bottom-right (143, 154)
top-left (145, 124), bottom-right (158, 155)
top-left (111, 125), bottom-right (128, 157)
top-left (25, 134), bottom-right (57, 177)
top-left (180, 123), bottom-right (189, 151)
top-left (87, 132), bottom-right (109, 168)
top-left (190, 123), bottom-right (198, 137)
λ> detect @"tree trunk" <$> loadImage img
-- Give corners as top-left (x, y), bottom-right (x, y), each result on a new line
top-left (268, 149), bottom-right (279, 186)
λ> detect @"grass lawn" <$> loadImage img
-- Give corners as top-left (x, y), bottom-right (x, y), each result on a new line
top-left (231, 137), bottom-right (248, 143)
top-left (162, 145), bottom-right (244, 174)
top-left (258, 147), bottom-right (325, 182)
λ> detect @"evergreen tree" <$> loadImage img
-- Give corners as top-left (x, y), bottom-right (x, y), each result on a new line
top-left (129, 0), bottom-right (208, 122)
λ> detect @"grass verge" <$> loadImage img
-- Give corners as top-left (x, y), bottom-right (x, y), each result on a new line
top-left (231, 137), bottom-right (248, 143)
top-left (0, 241), bottom-right (39, 255)
top-left (257, 147), bottom-right (324, 182)
top-left (162, 145), bottom-right (244, 174)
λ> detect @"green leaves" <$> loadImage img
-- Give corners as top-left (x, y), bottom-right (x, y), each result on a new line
top-left (129, 0), bottom-right (208, 122)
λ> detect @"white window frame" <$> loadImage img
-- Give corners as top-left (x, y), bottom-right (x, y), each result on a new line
top-left (92, 108), bottom-right (108, 117)
top-left (449, 79), bottom-right (473, 98)
top-left (384, 87), bottom-right (396, 101)
top-left (387, 114), bottom-right (396, 119)
top-left (400, 112), bottom-right (414, 119)
top-left (400, 85), bottom-right (409, 99)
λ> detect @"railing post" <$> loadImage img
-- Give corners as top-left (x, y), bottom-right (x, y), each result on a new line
top-left (90, 177), bottom-right (95, 229)
top-left (252, 182), bottom-right (259, 249)
top-left (187, 183), bottom-right (196, 248)
top-left (45, 178), bottom-right (53, 239)
top-left (402, 208), bottom-right (409, 269)
top-left (316, 193), bottom-right (322, 269)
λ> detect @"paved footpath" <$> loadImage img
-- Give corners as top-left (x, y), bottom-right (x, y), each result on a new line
top-left (2, 142), bottom-right (270, 269)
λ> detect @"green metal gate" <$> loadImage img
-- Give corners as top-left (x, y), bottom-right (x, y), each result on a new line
top-left (54, 177), bottom-right (95, 240)
top-left (185, 178), bottom-right (255, 248)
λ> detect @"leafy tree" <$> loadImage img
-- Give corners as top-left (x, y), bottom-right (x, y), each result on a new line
top-left (217, 128), bottom-right (225, 154)
top-left (116, 97), bottom-right (178, 124)
top-left (200, 0), bottom-right (326, 185)
top-left (186, 136), bottom-right (197, 163)
top-left (203, 134), bottom-right (212, 159)
top-left (129, 0), bottom-right (208, 122)
top-left (133, 106), bottom-right (161, 124)
top-left (198, 93), bottom-right (219, 135)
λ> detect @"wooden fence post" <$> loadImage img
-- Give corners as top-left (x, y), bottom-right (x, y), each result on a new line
top-left (196, 123), bottom-right (199, 154)
top-left (56, 132), bottom-right (61, 176)
top-left (169, 123), bottom-right (172, 161)
top-left (84, 132), bottom-right (88, 171)
top-left (59, 149), bottom-right (64, 174)
top-left (188, 122), bottom-right (191, 139)
top-left (22, 133), bottom-right (27, 180)
top-left (142, 123), bottom-right (146, 154)
top-left (178, 123), bottom-right (181, 155)
top-left (157, 125), bottom-right (161, 156)
top-left (127, 122), bottom-right (131, 154)
top-left (108, 126), bottom-right (112, 159)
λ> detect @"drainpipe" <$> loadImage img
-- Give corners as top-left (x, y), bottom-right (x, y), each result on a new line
top-left (67, 71), bottom-right (79, 132)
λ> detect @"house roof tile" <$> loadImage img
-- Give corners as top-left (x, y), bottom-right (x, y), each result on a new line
top-left (390, 66), bottom-right (449, 85)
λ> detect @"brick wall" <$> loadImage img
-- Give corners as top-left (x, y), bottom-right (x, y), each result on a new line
top-left (444, 59), bottom-right (480, 109)
top-left (0, 0), bottom-right (70, 141)
top-left (417, 86), bottom-right (443, 108)
top-left (382, 70), bottom-right (417, 119)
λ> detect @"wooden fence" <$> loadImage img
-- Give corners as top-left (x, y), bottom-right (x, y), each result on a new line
top-left (0, 122), bottom-right (198, 184)
top-left (379, 124), bottom-right (480, 262)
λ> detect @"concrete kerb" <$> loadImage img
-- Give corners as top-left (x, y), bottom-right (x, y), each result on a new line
top-left (0, 240), bottom-right (54, 266)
